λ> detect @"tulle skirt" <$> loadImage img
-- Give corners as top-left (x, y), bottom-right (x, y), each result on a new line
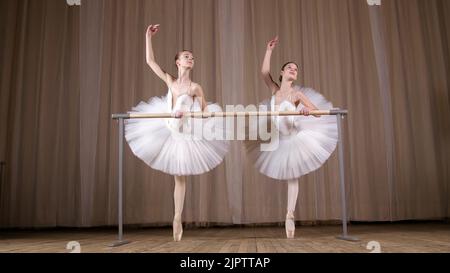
top-left (125, 95), bottom-right (230, 176)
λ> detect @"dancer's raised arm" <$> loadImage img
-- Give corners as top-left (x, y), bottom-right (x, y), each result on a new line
top-left (146, 24), bottom-right (175, 86)
top-left (261, 36), bottom-right (280, 94)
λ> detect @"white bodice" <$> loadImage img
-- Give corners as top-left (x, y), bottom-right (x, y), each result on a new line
top-left (271, 97), bottom-right (302, 137)
top-left (171, 94), bottom-right (202, 112)
top-left (167, 90), bottom-right (202, 133)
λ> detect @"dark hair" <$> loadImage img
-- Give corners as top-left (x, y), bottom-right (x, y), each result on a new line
top-left (174, 50), bottom-right (193, 66)
top-left (279, 62), bottom-right (299, 82)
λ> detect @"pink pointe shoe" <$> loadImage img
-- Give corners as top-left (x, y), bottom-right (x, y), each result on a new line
top-left (285, 211), bottom-right (295, 239)
top-left (173, 215), bottom-right (183, 242)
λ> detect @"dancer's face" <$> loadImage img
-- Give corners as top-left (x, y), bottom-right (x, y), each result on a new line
top-left (280, 63), bottom-right (298, 82)
top-left (176, 51), bottom-right (195, 70)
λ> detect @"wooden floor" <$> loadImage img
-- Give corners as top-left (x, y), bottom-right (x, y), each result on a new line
top-left (0, 222), bottom-right (449, 253)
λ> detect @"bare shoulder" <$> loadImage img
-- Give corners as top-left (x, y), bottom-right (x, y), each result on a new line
top-left (191, 82), bottom-right (204, 94)
top-left (294, 89), bottom-right (306, 97)
top-left (292, 87), bottom-right (308, 103)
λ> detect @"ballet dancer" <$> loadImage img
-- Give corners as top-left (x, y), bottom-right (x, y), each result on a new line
top-left (125, 24), bottom-right (229, 241)
top-left (249, 36), bottom-right (338, 238)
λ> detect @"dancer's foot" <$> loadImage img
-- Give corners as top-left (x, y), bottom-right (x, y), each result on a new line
top-left (285, 211), bottom-right (295, 239)
top-left (173, 214), bottom-right (183, 242)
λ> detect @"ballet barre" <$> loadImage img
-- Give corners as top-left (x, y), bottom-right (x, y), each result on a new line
top-left (111, 109), bottom-right (348, 119)
top-left (109, 108), bottom-right (357, 247)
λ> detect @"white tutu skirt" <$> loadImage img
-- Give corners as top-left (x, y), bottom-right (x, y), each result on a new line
top-left (125, 95), bottom-right (229, 176)
top-left (247, 87), bottom-right (338, 180)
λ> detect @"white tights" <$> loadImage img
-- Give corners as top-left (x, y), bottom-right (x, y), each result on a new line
top-left (287, 179), bottom-right (298, 213)
top-left (174, 176), bottom-right (186, 221)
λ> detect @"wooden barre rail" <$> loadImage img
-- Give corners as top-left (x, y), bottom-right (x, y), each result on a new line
top-left (112, 109), bottom-right (348, 119)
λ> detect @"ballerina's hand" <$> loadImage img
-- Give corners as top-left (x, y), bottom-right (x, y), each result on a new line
top-left (299, 107), bottom-right (311, 116)
top-left (267, 36), bottom-right (279, 51)
top-left (202, 110), bottom-right (211, 119)
top-left (146, 24), bottom-right (160, 37)
top-left (174, 111), bottom-right (184, 118)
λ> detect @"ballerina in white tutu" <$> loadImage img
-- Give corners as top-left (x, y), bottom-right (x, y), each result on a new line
top-left (125, 24), bottom-right (229, 241)
top-left (249, 36), bottom-right (338, 238)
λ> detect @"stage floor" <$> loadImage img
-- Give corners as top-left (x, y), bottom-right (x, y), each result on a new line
top-left (0, 222), bottom-right (449, 253)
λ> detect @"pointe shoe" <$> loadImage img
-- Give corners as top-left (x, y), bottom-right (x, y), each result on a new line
top-left (285, 211), bottom-right (295, 239)
top-left (173, 215), bottom-right (183, 242)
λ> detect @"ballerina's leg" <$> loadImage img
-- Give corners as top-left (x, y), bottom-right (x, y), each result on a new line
top-left (286, 179), bottom-right (298, 238)
top-left (173, 175), bottom-right (186, 241)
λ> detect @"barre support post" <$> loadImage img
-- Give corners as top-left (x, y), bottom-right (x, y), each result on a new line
top-left (109, 117), bottom-right (131, 247)
top-left (336, 111), bottom-right (359, 242)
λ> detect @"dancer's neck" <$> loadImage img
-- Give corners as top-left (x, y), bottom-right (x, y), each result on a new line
top-left (177, 69), bottom-right (191, 83)
top-left (280, 80), bottom-right (293, 92)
